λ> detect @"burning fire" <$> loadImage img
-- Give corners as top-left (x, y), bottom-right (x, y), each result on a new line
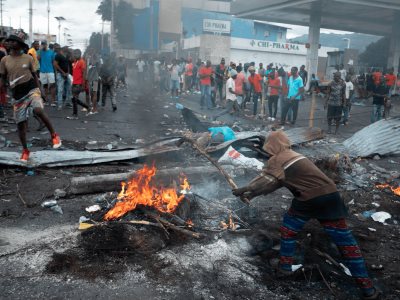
top-left (104, 165), bottom-right (190, 220)
top-left (375, 183), bottom-right (400, 196)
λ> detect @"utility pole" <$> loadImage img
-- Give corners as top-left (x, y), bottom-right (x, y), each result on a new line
top-left (110, 0), bottom-right (114, 53)
top-left (0, 0), bottom-right (5, 28)
top-left (29, 0), bottom-right (33, 44)
top-left (47, 0), bottom-right (50, 37)
top-left (55, 16), bottom-right (65, 44)
top-left (101, 21), bottom-right (105, 50)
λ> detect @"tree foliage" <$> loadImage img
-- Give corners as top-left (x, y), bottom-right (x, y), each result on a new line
top-left (96, 0), bottom-right (134, 47)
top-left (96, 0), bottom-right (111, 21)
top-left (88, 32), bottom-right (110, 53)
top-left (359, 37), bottom-right (390, 69)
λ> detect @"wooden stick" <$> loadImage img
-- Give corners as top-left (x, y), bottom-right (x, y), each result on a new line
top-left (158, 217), bottom-right (205, 239)
top-left (86, 217), bottom-right (204, 240)
top-left (309, 91), bottom-right (317, 128)
top-left (177, 135), bottom-right (250, 205)
top-left (154, 218), bottom-right (170, 239)
top-left (316, 264), bottom-right (338, 298)
top-left (80, 220), bottom-right (162, 230)
top-left (16, 184), bottom-right (28, 208)
top-left (313, 248), bottom-right (341, 268)
top-left (144, 211), bottom-right (204, 239)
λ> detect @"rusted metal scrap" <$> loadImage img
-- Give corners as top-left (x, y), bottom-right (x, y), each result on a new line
top-left (343, 117), bottom-right (400, 157)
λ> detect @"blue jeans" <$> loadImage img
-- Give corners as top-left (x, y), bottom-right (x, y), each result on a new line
top-left (371, 104), bottom-right (383, 123)
top-left (56, 73), bottom-right (71, 107)
top-left (170, 79), bottom-right (179, 91)
top-left (343, 105), bottom-right (350, 123)
top-left (200, 85), bottom-right (212, 109)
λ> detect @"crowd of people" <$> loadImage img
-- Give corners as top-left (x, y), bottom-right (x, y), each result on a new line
top-left (0, 33), bottom-right (128, 162)
top-left (135, 56), bottom-right (399, 135)
top-left (1, 30), bottom-right (398, 161)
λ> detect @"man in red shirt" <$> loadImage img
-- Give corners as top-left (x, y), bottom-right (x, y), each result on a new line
top-left (267, 71), bottom-right (281, 121)
top-left (247, 66), bottom-right (262, 116)
top-left (68, 49), bottom-right (89, 119)
top-left (372, 69), bottom-right (382, 86)
top-left (385, 68), bottom-right (396, 96)
top-left (185, 58), bottom-right (193, 93)
top-left (198, 60), bottom-right (213, 109)
top-left (234, 65), bottom-right (245, 107)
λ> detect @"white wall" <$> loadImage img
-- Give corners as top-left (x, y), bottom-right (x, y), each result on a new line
top-left (230, 49), bottom-right (306, 70)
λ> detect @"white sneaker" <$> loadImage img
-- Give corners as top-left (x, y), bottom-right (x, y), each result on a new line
top-left (271, 117), bottom-right (275, 121)
top-left (267, 117), bottom-right (272, 121)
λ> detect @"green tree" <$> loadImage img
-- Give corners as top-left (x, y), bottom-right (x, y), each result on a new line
top-left (96, 0), bottom-right (134, 47)
top-left (88, 32), bottom-right (110, 53)
top-left (96, 0), bottom-right (111, 21)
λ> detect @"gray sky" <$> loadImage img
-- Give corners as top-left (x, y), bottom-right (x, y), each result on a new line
top-left (4, 1), bottom-right (349, 50)
top-left (4, 0), bottom-right (104, 49)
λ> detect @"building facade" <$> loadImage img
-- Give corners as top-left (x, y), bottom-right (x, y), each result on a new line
top-left (123, 0), bottom-right (338, 73)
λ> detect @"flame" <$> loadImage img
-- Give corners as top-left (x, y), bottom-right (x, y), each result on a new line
top-left (104, 165), bottom-right (190, 221)
top-left (375, 183), bottom-right (400, 196)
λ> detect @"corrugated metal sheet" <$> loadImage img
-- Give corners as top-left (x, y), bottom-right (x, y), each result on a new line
top-left (0, 139), bottom-right (180, 168)
top-left (343, 117), bottom-right (400, 157)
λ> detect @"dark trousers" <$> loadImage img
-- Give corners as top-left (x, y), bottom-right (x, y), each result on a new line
top-left (102, 83), bottom-right (116, 107)
top-left (216, 82), bottom-right (224, 103)
top-left (72, 84), bottom-right (89, 115)
top-left (252, 92), bottom-right (261, 115)
top-left (281, 98), bottom-right (299, 124)
top-left (268, 95), bottom-right (279, 118)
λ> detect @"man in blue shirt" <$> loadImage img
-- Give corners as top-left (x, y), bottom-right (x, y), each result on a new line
top-left (37, 40), bottom-right (56, 106)
top-left (280, 66), bottom-right (304, 125)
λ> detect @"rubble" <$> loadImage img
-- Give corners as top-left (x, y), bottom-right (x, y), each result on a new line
top-left (343, 117), bottom-right (400, 157)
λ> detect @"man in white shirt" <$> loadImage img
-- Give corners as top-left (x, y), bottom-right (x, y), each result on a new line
top-left (136, 58), bottom-right (146, 85)
top-left (343, 75), bottom-right (354, 125)
top-left (153, 59), bottom-right (161, 90)
top-left (213, 69), bottom-right (240, 120)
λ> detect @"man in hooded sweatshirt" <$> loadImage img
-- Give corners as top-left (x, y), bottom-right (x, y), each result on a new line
top-left (233, 131), bottom-right (380, 300)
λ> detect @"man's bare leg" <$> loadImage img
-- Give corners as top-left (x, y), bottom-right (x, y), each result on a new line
top-left (91, 92), bottom-right (98, 112)
top-left (33, 107), bottom-right (55, 135)
top-left (17, 121), bottom-right (28, 149)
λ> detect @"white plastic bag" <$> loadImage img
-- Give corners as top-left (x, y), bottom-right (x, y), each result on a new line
top-left (371, 211), bottom-right (391, 223)
top-left (218, 146), bottom-right (264, 170)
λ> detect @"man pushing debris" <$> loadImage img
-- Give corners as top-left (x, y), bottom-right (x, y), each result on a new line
top-left (0, 35), bottom-right (61, 162)
top-left (233, 131), bottom-right (380, 300)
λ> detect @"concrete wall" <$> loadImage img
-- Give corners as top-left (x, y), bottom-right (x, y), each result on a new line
top-left (132, 1), bottom-right (159, 50)
top-left (181, 8), bottom-right (287, 41)
top-left (183, 0), bottom-right (230, 12)
top-left (230, 49), bottom-right (305, 70)
top-left (123, 0), bottom-right (150, 9)
top-left (159, 0), bottom-right (183, 35)
top-left (200, 34), bottom-right (231, 64)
